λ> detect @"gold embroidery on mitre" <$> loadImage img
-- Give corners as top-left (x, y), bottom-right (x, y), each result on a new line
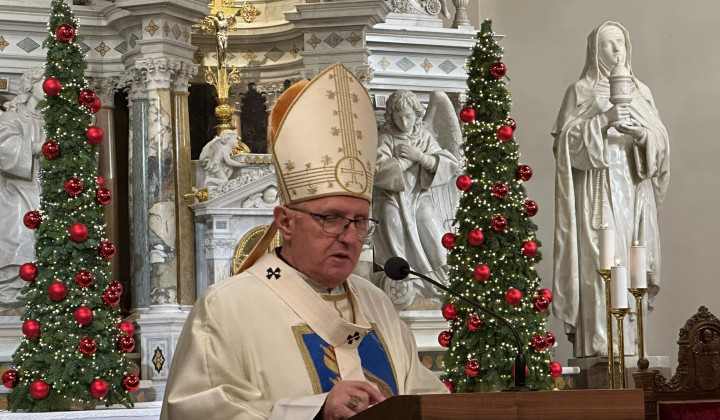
top-left (272, 64), bottom-right (377, 204)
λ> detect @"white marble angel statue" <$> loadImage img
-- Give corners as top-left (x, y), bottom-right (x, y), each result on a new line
top-left (199, 129), bottom-right (243, 191)
top-left (372, 90), bottom-right (461, 310)
top-left (0, 68), bottom-right (46, 314)
top-left (552, 22), bottom-right (670, 358)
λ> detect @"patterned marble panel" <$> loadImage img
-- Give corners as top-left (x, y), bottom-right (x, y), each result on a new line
top-left (396, 57), bottom-right (415, 71)
top-left (16, 37), bottom-right (39, 53)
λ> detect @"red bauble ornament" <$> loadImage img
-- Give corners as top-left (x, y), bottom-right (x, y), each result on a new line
top-left (531, 333), bottom-right (548, 351)
top-left (117, 335), bottom-right (135, 353)
top-left (69, 223), bottom-right (88, 242)
top-left (546, 332), bottom-right (556, 347)
top-left (490, 62), bottom-right (507, 78)
top-left (119, 321), bottom-right (135, 337)
top-left (505, 288), bottom-right (522, 306)
top-left (78, 89), bottom-right (96, 107)
top-left (122, 374), bottom-right (140, 392)
top-left (79, 336), bottom-right (98, 355)
top-left (64, 177), bottom-right (83, 197)
top-left (516, 165), bottom-right (533, 182)
top-left (465, 359), bottom-right (481, 377)
top-left (550, 361), bottom-right (563, 378)
top-left (524, 200), bottom-right (538, 217)
top-left (496, 125), bottom-right (514, 142)
top-left (48, 281), bottom-right (68, 301)
top-left (507, 118), bottom-right (517, 131)
top-left (491, 215), bottom-right (508, 232)
top-left (30, 379), bottom-right (50, 399)
top-left (23, 210), bottom-right (42, 229)
top-left (55, 24), bottom-right (75, 42)
top-left (42, 140), bottom-right (60, 159)
top-left (441, 233), bottom-right (456, 249)
top-left (441, 303), bottom-right (458, 321)
top-left (521, 241), bottom-right (538, 258)
top-left (22, 319), bottom-right (41, 338)
top-left (74, 306), bottom-right (93, 326)
top-left (19, 263), bottom-right (38, 281)
top-left (459, 106), bottom-right (475, 123)
top-left (99, 241), bottom-right (116, 259)
top-left (42, 77), bottom-right (62, 96)
top-left (89, 97), bottom-right (102, 113)
top-left (443, 380), bottom-right (455, 393)
top-left (102, 289), bottom-right (121, 306)
top-left (438, 330), bottom-right (452, 347)
top-left (456, 175), bottom-right (472, 191)
top-left (466, 314), bottom-right (483, 331)
top-left (75, 269), bottom-right (94, 288)
top-left (473, 264), bottom-right (490, 281)
top-left (467, 229), bottom-right (485, 246)
top-left (2, 369), bottom-right (19, 388)
top-left (538, 288), bottom-right (553, 303)
top-left (89, 378), bottom-right (108, 399)
top-left (109, 281), bottom-right (123, 294)
top-left (492, 182), bottom-right (509, 199)
top-left (85, 126), bottom-right (104, 145)
top-left (533, 295), bottom-right (549, 312)
top-left (97, 175), bottom-right (105, 188)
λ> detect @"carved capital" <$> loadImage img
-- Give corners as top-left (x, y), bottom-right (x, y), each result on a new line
top-left (387, 0), bottom-right (442, 16)
top-left (171, 59), bottom-right (198, 93)
top-left (136, 57), bottom-right (175, 90)
top-left (202, 238), bottom-right (236, 258)
top-left (120, 67), bottom-right (148, 102)
top-left (87, 76), bottom-right (121, 105)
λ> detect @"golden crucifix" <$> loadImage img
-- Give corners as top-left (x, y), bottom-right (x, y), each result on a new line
top-left (196, 0), bottom-right (261, 153)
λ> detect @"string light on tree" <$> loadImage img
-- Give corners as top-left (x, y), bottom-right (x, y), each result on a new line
top-left (8, 0), bottom-right (134, 411)
top-left (441, 20), bottom-right (556, 392)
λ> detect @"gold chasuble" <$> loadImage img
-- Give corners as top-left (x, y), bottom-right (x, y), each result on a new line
top-left (161, 253), bottom-right (446, 420)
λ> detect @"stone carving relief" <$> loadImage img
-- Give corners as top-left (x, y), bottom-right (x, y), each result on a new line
top-left (386, 0), bottom-right (450, 17)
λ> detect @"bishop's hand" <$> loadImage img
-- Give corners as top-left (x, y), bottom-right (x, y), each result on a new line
top-left (320, 380), bottom-right (385, 420)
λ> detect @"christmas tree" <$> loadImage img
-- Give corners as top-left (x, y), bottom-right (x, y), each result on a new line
top-left (1, 0), bottom-right (137, 411)
top-left (439, 20), bottom-right (561, 392)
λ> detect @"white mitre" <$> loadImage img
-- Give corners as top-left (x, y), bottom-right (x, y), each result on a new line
top-left (238, 63), bottom-right (377, 272)
top-left (272, 63), bottom-right (377, 205)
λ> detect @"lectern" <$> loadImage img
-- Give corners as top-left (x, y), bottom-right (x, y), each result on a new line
top-left (351, 389), bottom-right (644, 420)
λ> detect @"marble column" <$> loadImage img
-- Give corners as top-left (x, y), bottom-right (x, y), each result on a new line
top-left (130, 58), bottom-right (197, 400)
top-left (89, 77), bottom-right (121, 286)
top-left (171, 60), bottom-right (197, 306)
top-left (126, 70), bottom-right (152, 310)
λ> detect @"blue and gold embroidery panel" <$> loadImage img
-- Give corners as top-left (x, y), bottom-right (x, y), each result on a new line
top-left (292, 324), bottom-right (398, 397)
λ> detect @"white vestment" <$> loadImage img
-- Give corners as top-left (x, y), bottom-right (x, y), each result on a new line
top-left (0, 106), bottom-right (44, 311)
top-left (551, 22), bottom-right (670, 357)
top-left (161, 252), bottom-right (447, 420)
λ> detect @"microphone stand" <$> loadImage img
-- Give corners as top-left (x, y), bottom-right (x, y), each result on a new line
top-left (387, 261), bottom-right (534, 391)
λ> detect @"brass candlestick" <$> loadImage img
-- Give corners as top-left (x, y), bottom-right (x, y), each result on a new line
top-left (610, 307), bottom-right (630, 388)
top-left (629, 287), bottom-right (649, 370)
top-left (597, 269), bottom-right (614, 389)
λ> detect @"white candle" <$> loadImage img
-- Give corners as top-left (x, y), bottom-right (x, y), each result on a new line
top-left (611, 265), bottom-right (628, 308)
top-left (630, 246), bottom-right (647, 289)
top-left (599, 229), bottom-right (615, 270)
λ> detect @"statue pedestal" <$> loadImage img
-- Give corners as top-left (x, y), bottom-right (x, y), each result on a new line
top-left (568, 355), bottom-right (671, 389)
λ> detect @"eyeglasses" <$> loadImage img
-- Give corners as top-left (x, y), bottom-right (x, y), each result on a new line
top-left (288, 207), bottom-right (379, 240)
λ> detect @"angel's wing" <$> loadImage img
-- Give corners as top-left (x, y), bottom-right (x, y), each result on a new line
top-left (424, 91), bottom-right (464, 231)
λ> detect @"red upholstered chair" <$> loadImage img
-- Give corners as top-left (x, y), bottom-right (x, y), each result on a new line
top-left (633, 306), bottom-right (720, 419)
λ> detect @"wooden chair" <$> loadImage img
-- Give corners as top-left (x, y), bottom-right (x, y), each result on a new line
top-left (633, 306), bottom-right (720, 419)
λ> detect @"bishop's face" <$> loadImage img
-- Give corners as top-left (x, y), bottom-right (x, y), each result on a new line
top-left (598, 26), bottom-right (626, 69)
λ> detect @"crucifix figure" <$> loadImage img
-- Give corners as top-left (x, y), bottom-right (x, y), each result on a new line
top-left (203, 10), bottom-right (238, 69)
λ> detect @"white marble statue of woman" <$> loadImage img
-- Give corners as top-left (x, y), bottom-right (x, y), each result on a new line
top-left (0, 67), bottom-right (46, 314)
top-left (373, 90), bottom-right (459, 309)
top-left (551, 22), bottom-right (670, 357)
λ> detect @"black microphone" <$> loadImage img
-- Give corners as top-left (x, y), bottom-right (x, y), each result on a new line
top-left (383, 256), bottom-right (534, 392)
